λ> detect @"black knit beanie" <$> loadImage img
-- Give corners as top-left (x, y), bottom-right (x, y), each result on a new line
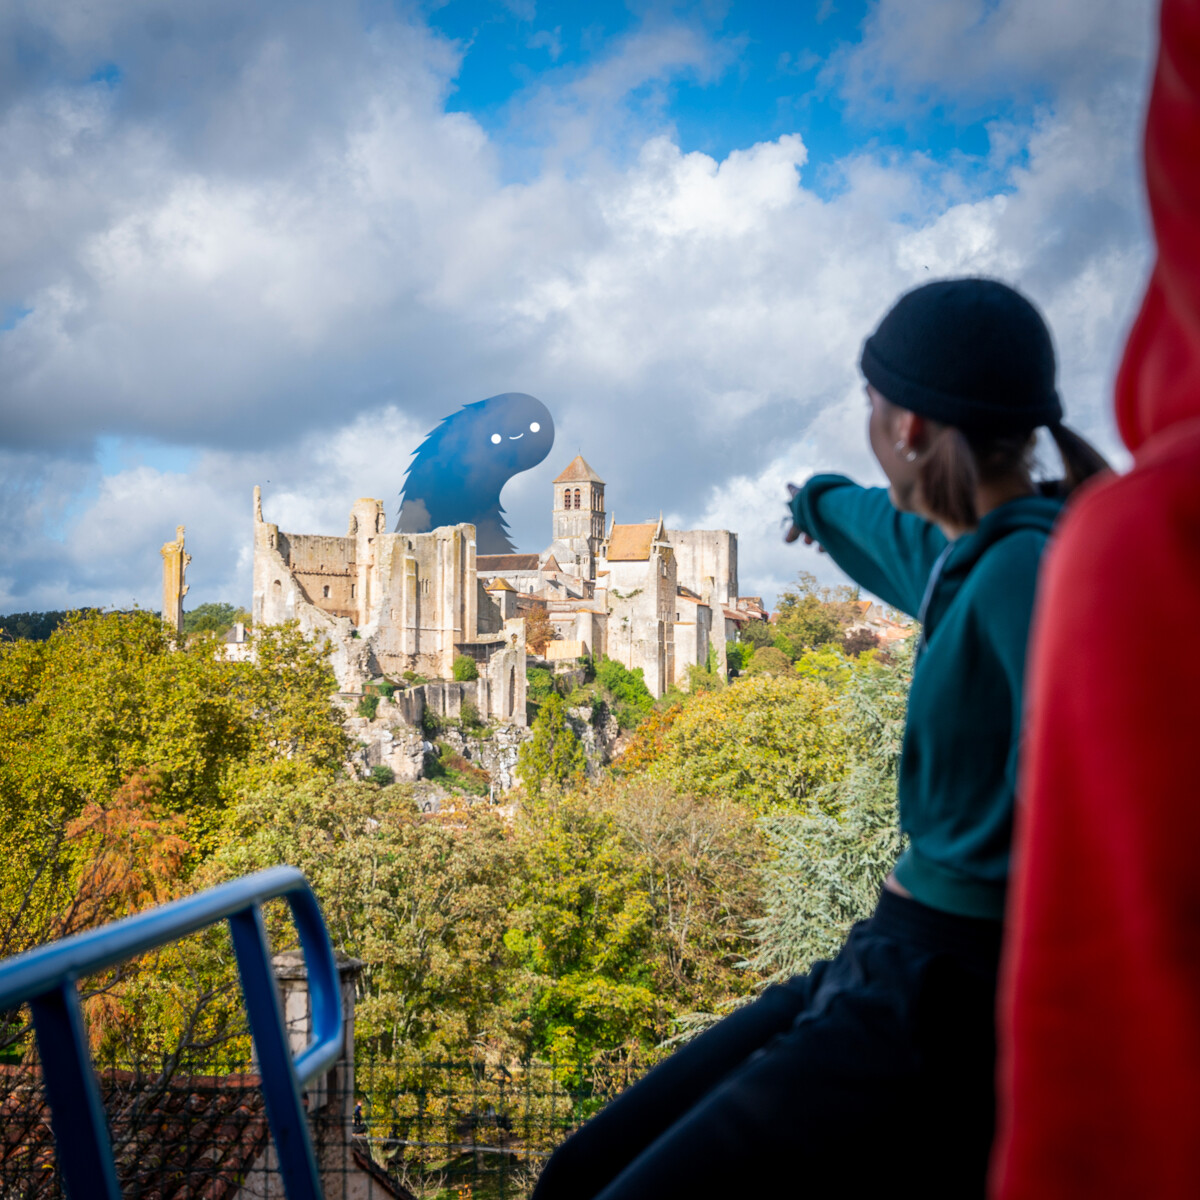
top-left (860, 278), bottom-right (1062, 435)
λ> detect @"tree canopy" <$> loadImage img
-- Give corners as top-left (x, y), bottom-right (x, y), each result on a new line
top-left (649, 673), bottom-right (847, 814)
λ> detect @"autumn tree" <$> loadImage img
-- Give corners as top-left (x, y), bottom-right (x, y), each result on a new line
top-left (614, 704), bottom-right (682, 774)
top-left (524, 607), bottom-right (556, 656)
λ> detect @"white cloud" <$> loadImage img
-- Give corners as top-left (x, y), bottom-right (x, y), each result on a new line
top-left (830, 0), bottom-right (1156, 114)
top-left (0, 0), bottom-right (1157, 611)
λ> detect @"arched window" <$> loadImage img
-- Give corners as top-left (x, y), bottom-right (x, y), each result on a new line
top-left (573, 488), bottom-right (581, 509)
top-left (322, 585), bottom-right (330, 598)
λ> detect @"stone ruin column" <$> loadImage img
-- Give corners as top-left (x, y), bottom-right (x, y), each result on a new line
top-left (160, 524), bottom-right (190, 634)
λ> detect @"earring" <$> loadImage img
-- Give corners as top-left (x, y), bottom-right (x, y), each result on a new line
top-left (894, 440), bottom-right (918, 463)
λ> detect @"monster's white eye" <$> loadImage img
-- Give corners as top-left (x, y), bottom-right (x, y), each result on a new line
top-left (529, 422), bottom-right (541, 433)
top-left (491, 433), bottom-right (502, 444)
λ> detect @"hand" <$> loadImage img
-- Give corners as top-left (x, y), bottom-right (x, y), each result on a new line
top-left (786, 529), bottom-right (825, 552)
top-left (784, 483), bottom-right (824, 550)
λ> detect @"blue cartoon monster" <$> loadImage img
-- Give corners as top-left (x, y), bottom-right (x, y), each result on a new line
top-left (395, 392), bottom-right (555, 554)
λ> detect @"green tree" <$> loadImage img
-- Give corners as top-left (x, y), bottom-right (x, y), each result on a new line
top-left (725, 642), bottom-right (752, 672)
top-left (517, 693), bottom-right (586, 795)
top-left (745, 646), bottom-right (791, 676)
top-left (0, 610), bottom-right (78, 642)
top-left (506, 789), bottom-right (657, 1067)
top-left (773, 571), bottom-right (859, 654)
top-left (183, 603), bottom-right (250, 635)
top-left (739, 621), bottom-right (776, 650)
top-left (747, 640), bottom-right (913, 979)
top-left (506, 781), bottom-right (763, 1072)
top-left (650, 673), bottom-right (846, 814)
top-left (452, 654), bottom-right (479, 681)
top-left (211, 781), bottom-right (517, 1055)
top-left (0, 611), bottom-right (348, 955)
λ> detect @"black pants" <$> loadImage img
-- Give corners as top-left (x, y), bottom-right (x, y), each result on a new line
top-left (532, 889), bottom-right (1003, 1200)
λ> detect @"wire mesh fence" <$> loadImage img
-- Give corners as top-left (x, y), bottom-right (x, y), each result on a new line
top-left (0, 1041), bottom-right (643, 1199)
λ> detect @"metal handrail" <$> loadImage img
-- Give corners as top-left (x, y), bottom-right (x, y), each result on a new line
top-left (0, 865), bottom-right (342, 1200)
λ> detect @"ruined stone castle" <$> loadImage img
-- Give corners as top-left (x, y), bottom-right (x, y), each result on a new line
top-left (251, 455), bottom-right (761, 720)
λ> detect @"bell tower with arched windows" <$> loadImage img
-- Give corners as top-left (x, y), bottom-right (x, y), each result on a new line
top-left (550, 455), bottom-right (606, 577)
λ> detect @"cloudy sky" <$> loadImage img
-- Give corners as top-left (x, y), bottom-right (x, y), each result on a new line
top-left (0, 0), bottom-right (1159, 614)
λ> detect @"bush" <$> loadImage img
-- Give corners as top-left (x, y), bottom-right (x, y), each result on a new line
top-left (526, 667), bottom-right (558, 707)
top-left (369, 764), bottom-right (396, 787)
top-left (453, 654), bottom-right (479, 682)
top-left (420, 707), bottom-right (441, 738)
top-left (459, 700), bottom-right (484, 731)
top-left (686, 664), bottom-right (724, 693)
top-left (594, 658), bottom-right (654, 729)
top-left (357, 694), bottom-right (380, 720)
top-left (424, 741), bottom-right (490, 796)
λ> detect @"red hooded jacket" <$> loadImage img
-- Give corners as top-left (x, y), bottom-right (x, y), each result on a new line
top-left (994, 0), bottom-right (1200, 1194)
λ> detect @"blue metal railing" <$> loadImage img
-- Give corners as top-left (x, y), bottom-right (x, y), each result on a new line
top-left (0, 865), bottom-right (342, 1200)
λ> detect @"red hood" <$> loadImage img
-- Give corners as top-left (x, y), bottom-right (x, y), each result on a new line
top-left (1116, 0), bottom-right (1200, 450)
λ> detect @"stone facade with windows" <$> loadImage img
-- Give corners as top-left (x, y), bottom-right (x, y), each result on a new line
top-left (252, 487), bottom-right (526, 724)
top-left (476, 455), bottom-right (760, 697)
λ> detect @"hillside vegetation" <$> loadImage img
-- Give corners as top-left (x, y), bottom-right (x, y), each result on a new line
top-left (0, 579), bottom-right (911, 1079)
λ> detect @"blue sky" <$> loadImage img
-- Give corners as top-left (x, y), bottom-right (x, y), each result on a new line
top-left (0, 0), bottom-right (1159, 612)
top-left (428, 0), bottom-right (1004, 179)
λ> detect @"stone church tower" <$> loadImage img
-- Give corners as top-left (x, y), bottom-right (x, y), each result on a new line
top-left (549, 455), bottom-right (606, 579)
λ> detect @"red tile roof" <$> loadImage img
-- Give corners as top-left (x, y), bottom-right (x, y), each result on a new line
top-left (0, 1065), bottom-right (411, 1200)
top-left (606, 524), bottom-right (657, 561)
top-left (553, 455), bottom-right (605, 484)
top-left (0, 1065), bottom-right (268, 1200)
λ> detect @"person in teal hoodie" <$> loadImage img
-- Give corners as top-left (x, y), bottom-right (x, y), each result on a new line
top-left (531, 279), bottom-right (1110, 1200)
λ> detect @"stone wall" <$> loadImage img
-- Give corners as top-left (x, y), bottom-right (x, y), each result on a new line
top-left (667, 529), bottom-right (738, 608)
top-left (252, 489), bottom-right (523, 718)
